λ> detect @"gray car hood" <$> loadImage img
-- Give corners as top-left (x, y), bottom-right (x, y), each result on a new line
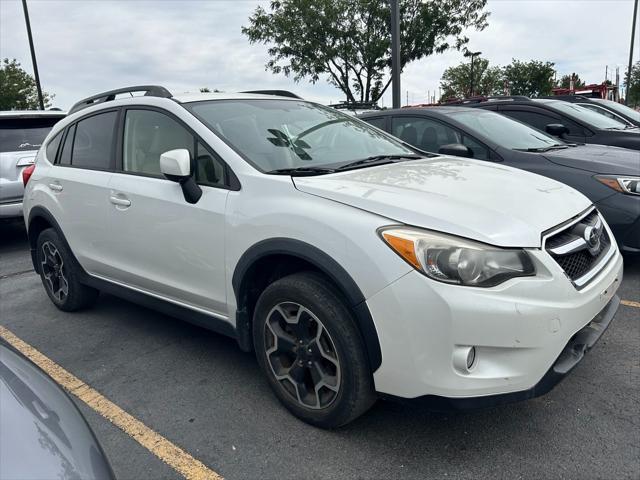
top-left (544, 144), bottom-right (640, 175)
top-left (293, 157), bottom-right (591, 248)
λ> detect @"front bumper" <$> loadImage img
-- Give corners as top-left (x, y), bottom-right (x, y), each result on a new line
top-left (367, 245), bottom-right (623, 399)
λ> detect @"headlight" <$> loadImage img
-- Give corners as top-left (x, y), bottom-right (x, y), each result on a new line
top-left (595, 175), bottom-right (640, 196)
top-left (379, 227), bottom-right (535, 287)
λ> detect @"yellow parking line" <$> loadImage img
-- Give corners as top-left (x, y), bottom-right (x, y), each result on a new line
top-left (621, 300), bottom-right (640, 309)
top-left (0, 325), bottom-right (223, 480)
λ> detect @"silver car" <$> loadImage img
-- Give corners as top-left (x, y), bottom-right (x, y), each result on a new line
top-left (1, 111), bottom-right (65, 218)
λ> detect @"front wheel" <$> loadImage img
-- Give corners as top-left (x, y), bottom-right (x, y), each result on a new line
top-left (253, 272), bottom-right (376, 428)
top-left (36, 228), bottom-right (99, 311)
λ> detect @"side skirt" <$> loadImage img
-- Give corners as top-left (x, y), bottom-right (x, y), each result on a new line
top-left (82, 274), bottom-right (237, 341)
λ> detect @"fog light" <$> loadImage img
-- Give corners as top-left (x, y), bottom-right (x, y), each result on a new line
top-left (453, 346), bottom-right (477, 373)
top-left (466, 346), bottom-right (476, 369)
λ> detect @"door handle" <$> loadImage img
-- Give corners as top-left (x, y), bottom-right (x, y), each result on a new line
top-left (109, 195), bottom-right (131, 207)
top-left (48, 183), bottom-right (63, 192)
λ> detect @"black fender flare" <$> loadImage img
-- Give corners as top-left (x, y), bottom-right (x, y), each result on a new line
top-left (232, 238), bottom-right (382, 372)
top-left (26, 206), bottom-right (80, 274)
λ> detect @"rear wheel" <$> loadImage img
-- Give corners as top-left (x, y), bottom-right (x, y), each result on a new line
top-left (253, 272), bottom-right (376, 428)
top-left (36, 228), bottom-right (99, 311)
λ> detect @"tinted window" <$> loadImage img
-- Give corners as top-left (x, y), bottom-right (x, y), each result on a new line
top-left (186, 100), bottom-right (413, 172)
top-left (58, 126), bottom-right (75, 165)
top-left (45, 131), bottom-right (63, 162)
top-left (364, 117), bottom-right (386, 130)
top-left (592, 98), bottom-right (640, 122)
top-left (501, 110), bottom-right (558, 132)
top-left (123, 110), bottom-right (194, 176)
top-left (461, 136), bottom-right (489, 160)
top-left (71, 112), bottom-right (117, 169)
top-left (195, 142), bottom-right (226, 187)
top-left (392, 116), bottom-right (461, 153)
top-left (0, 117), bottom-right (62, 153)
top-left (579, 104), bottom-right (630, 124)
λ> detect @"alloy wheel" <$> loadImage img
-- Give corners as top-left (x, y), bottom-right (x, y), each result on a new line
top-left (264, 302), bottom-right (341, 409)
top-left (40, 241), bottom-right (69, 302)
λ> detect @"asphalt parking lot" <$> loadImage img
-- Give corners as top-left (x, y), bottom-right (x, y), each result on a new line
top-left (1, 220), bottom-right (638, 480)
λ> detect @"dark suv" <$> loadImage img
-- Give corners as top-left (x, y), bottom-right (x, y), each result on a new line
top-left (540, 95), bottom-right (640, 127)
top-left (450, 97), bottom-right (640, 150)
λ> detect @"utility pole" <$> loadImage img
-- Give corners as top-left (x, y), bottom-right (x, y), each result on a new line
top-left (465, 51), bottom-right (482, 97)
top-left (626, 0), bottom-right (638, 105)
top-left (21, 0), bottom-right (44, 110)
top-left (390, 0), bottom-right (401, 108)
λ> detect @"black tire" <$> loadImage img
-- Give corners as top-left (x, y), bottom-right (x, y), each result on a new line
top-left (36, 228), bottom-right (99, 312)
top-left (253, 271), bottom-right (376, 428)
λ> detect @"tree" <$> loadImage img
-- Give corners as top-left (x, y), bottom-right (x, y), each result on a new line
top-left (242, 0), bottom-right (489, 104)
top-left (625, 61), bottom-right (640, 107)
top-left (440, 57), bottom-right (503, 99)
top-left (503, 59), bottom-right (555, 97)
top-left (0, 58), bottom-right (53, 110)
top-left (557, 73), bottom-right (585, 89)
top-left (199, 87), bottom-right (221, 93)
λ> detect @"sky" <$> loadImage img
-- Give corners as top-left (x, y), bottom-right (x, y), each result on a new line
top-left (0, 0), bottom-right (636, 110)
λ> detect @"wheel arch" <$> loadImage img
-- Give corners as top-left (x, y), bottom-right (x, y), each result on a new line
top-left (232, 238), bottom-right (382, 372)
top-left (27, 206), bottom-right (77, 274)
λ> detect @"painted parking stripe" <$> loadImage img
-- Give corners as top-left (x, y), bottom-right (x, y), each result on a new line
top-left (0, 325), bottom-right (223, 480)
top-left (621, 300), bottom-right (640, 309)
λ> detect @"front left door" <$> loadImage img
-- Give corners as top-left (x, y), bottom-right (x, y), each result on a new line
top-left (102, 108), bottom-right (230, 316)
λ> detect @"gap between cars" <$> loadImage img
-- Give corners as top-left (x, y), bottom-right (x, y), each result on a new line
top-left (0, 325), bottom-right (223, 480)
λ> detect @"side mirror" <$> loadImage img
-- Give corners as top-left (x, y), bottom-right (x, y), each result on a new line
top-left (160, 149), bottom-right (202, 204)
top-left (438, 143), bottom-right (473, 158)
top-left (545, 123), bottom-right (569, 137)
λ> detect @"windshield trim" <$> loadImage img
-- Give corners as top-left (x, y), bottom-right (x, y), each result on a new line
top-left (182, 98), bottom-right (418, 174)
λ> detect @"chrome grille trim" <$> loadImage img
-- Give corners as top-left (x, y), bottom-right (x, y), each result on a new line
top-left (542, 207), bottom-right (615, 290)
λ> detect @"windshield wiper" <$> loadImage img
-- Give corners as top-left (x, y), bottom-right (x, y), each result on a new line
top-left (266, 166), bottom-right (336, 176)
top-left (336, 154), bottom-right (424, 171)
top-left (515, 144), bottom-right (569, 152)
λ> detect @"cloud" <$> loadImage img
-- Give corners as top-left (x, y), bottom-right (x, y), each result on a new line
top-left (0, 0), bottom-right (633, 109)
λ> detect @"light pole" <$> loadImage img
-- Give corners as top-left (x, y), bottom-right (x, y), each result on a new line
top-left (21, 0), bottom-right (44, 110)
top-left (390, 0), bottom-right (401, 108)
top-left (625, 0), bottom-right (638, 105)
top-left (465, 51), bottom-right (482, 97)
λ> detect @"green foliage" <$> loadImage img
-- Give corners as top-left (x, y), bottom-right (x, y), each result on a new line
top-left (0, 58), bottom-right (53, 110)
top-left (502, 59), bottom-right (555, 97)
top-left (625, 61), bottom-right (640, 107)
top-left (242, 0), bottom-right (489, 103)
top-left (199, 87), bottom-right (221, 93)
top-left (557, 73), bottom-right (585, 89)
top-left (440, 57), bottom-right (503, 99)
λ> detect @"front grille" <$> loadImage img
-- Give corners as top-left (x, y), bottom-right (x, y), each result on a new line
top-left (545, 210), bottom-right (613, 287)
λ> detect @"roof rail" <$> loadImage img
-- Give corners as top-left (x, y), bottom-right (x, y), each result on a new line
top-left (241, 90), bottom-right (302, 99)
top-left (69, 85), bottom-right (173, 115)
top-left (485, 95), bottom-right (531, 102)
top-left (328, 101), bottom-right (380, 111)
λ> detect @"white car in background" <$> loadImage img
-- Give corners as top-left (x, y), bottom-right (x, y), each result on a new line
top-left (23, 86), bottom-right (622, 428)
top-left (1, 110), bottom-right (65, 219)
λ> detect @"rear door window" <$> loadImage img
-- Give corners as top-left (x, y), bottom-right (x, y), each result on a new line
top-left (71, 111), bottom-right (118, 170)
top-left (363, 117), bottom-right (387, 130)
top-left (0, 117), bottom-right (63, 153)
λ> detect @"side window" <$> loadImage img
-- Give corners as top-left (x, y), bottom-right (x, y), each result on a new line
top-left (461, 135), bottom-right (490, 160)
top-left (123, 109), bottom-right (194, 177)
top-left (58, 125), bottom-right (75, 165)
top-left (123, 109), bottom-right (226, 187)
top-left (71, 112), bottom-right (118, 169)
top-left (364, 117), bottom-right (386, 130)
top-left (501, 110), bottom-right (558, 132)
top-left (45, 131), bottom-right (63, 163)
top-left (392, 116), bottom-right (461, 153)
top-left (580, 104), bottom-right (625, 122)
top-left (195, 142), bottom-right (226, 187)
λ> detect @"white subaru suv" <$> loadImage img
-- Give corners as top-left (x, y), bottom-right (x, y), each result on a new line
top-left (23, 86), bottom-right (623, 428)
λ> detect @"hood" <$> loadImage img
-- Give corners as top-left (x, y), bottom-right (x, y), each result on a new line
top-left (544, 144), bottom-right (640, 175)
top-left (293, 157), bottom-right (591, 247)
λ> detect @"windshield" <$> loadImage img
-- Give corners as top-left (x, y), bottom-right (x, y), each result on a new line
top-left (449, 109), bottom-right (563, 150)
top-left (185, 99), bottom-right (415, 172)
top-left (592, 99), bottom-right (640, 123)
top-left (0, 117), bottom-right (61, 153)
top-left (534, 100), bottom-right (629, 129)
